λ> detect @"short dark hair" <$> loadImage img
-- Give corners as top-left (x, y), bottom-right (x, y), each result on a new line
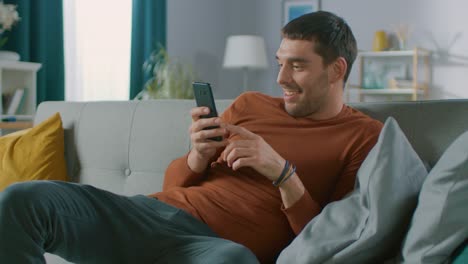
top-left (281, 11), bottom-right (357, 83)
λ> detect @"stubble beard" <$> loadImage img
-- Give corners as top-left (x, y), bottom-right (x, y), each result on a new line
top-left (284, 76), bottom-right (329, 118)
top-left (285, 99), bottom-right (321, 118)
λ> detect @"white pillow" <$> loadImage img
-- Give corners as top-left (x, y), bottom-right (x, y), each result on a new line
top-left (400, 130), bottom-right (468, 263)
top-left (277, 117), bottom-right (428, 264)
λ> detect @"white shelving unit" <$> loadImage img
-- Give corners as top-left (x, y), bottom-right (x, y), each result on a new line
top-left (0, 60), bottom-right (42, 119)
top-left (0, 60), bottom-right (42, 135)
top-left (348, 48), bottom-right (431, 102)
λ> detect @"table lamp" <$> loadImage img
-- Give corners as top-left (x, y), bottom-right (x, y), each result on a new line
top-left (222, 35), bottom-right (268, 92)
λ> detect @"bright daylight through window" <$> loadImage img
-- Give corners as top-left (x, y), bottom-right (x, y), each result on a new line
top-left (63, 0), bottom-right (131, 101)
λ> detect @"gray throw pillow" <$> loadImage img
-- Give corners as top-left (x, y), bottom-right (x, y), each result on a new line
top-left (277, 117), bottom-right (427, 264)
top-left (400, 130), bottom-right (468, 263)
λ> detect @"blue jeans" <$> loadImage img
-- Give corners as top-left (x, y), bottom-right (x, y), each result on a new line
top-left (0, 181), bottom-right (259, 264)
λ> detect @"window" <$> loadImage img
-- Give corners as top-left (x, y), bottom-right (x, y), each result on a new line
top-left (63, 0), bottom-right (132, 101)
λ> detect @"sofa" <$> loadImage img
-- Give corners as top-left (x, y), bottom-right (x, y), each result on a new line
top-left (33, 98), bottom-right (468, 264)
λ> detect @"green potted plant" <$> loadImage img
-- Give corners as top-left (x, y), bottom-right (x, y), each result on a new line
top-left (134, 45), bottom-right (197, 100)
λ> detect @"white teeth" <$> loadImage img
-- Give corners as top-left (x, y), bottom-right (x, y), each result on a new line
top-left (285, 91), bottom-right (298, 96)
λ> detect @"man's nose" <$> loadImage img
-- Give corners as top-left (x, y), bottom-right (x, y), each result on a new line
top-left (277, 67), bottom-right (292, 86)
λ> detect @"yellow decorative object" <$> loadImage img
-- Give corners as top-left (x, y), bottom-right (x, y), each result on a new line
top-left (0, 113), bottom-right (68, 191)
top-left (372, 30), bottom-right (388, 51)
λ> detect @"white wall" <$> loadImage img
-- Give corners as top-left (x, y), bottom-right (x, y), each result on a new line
top-left (167, 0), bottom-right (261, 99)
top-left (167, 0), bottom-right (283, 99)
top-left (327, 0), bottom-right (468, 101)
top-left (168, 0), bottom-right (468, 100)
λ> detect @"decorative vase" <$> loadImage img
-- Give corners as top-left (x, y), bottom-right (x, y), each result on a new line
top-left (372, 30), bottom-right (388, 52)
top-left (0, 50), bottom-right (20, 61)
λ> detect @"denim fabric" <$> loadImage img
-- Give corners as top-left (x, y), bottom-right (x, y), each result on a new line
top-left (0, 181), bottom-right (258, 264)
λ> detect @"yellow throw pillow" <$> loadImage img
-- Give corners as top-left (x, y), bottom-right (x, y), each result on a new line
top-left (0, 113), bottom-right (68, 191)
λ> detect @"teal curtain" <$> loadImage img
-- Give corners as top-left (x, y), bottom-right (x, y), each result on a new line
top-left (129, 0), bottom-right (166, 100)
top-left (4, 0), bottom-right (64, 104)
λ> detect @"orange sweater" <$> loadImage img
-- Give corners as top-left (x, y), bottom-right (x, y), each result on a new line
top-left (151, 92), bottom-right (382, 263)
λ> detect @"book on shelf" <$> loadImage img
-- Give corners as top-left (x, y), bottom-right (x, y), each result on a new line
top-left (2, 92), bottom-right (12, 113)
top-left (6, 88), bottom-right (25, 115)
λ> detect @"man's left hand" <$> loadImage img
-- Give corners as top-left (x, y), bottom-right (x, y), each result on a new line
top-left (222, 124), bottom-right (285, 181)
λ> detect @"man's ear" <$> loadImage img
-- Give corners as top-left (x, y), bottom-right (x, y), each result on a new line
top-left (328, 57), bottom-right (347, 84)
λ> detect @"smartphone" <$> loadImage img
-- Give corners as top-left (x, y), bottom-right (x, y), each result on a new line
top-left (192, 82), bottom-right (222, 141)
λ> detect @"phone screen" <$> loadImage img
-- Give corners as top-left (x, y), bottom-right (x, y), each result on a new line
top-left (192, 82), bottom-right (222, 141)
top-left (193, 82), bottom-right (218, 118)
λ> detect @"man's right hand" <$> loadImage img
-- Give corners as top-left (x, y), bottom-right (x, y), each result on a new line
top-left (187, 107), bottom-right (228, 173)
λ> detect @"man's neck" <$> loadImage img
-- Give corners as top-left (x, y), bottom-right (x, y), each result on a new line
top-left (311, 101), bottom-right (344, 120)
top-left (309, 83), bottom-right (345, 120)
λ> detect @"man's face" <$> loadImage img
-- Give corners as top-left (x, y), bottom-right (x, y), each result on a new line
top-left (275, 38), bottom-right (331, 118)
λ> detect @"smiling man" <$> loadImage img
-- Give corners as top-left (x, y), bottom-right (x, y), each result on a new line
top-left (276, 39), bottom-right (343, 119)
top-left (0, 11), bottom-right (382, 264)
top-left (154, 10), bottom-right (383, 263)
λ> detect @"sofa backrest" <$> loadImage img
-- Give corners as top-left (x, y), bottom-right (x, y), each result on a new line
top-left (349, 100), bottom-right (468, 170)
top-left (34, 99), bottom-right (468, 196)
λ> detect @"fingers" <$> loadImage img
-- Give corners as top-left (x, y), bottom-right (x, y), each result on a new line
top-left (191, 126), bottom-right (226, 143)
top-left (223, 139), bottom-right (258, 168)
top-left (231, 157), bottom-right (256, 171)
top-left (223, 139), bottom-right (252, 158)
top-left (224, 146), bottom-right (254, 168)
top-left (221, 125), bottom-right (260, 168)
top-left (190, 117), bottom-right (222, 134)
top-left (223, 124), bottom-right (258, 140)
top-left (190, 127), bottom-right (228, 160)
top-left (194, 140), bottom-right (228, 154)
top-left (188, 107), bottom-right (228, 165)
top-left (191, 107), bottom-right (209, 121)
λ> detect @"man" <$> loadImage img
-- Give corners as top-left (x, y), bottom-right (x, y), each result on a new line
top-left (0, 11), bottom-right (382, 264)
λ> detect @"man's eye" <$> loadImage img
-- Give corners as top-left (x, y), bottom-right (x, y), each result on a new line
top-left (292, 65), bottom-right (303, 70)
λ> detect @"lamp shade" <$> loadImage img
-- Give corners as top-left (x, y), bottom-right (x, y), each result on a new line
top-left (222, 35), bottom-right (268, 69)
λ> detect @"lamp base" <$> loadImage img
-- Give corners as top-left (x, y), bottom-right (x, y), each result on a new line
top-left (243, 68), bottom-right (248, 92)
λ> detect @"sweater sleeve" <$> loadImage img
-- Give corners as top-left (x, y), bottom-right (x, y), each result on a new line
top-left (281, 190), bottom-right (322, 235)
top-left (162, 153), bottom-right (206, 191)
